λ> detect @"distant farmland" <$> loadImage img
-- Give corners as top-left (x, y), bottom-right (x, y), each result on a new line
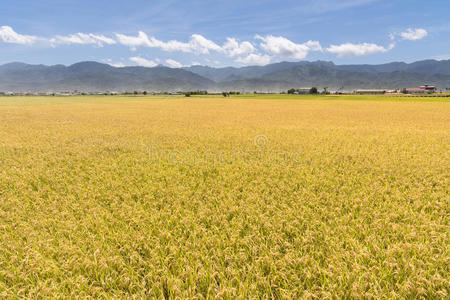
top-left (0, 95), bottom-right (448, 298)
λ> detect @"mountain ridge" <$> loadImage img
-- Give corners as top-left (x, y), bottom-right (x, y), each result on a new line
top-left (1, 59), bottom-right (450, 92)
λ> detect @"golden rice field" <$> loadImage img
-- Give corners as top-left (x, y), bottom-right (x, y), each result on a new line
top-left (0, 95), bottom-right (448, 298)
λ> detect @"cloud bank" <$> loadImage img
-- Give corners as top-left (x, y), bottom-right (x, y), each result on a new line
top-left (0, 25), bottom-right (429, 66)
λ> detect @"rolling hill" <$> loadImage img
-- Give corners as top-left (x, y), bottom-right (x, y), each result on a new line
top-left (0, 61), bottom-right (214, 92)
top-left (1, 59), bottom-right (450, 92)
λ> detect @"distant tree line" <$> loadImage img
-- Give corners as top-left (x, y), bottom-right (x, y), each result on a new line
top-left (184, 91), bottom-right (241, 97)
top-left (222, 91), bottom-right (240, 97)
top-left (184, 90), bottom-right (208, 97)
top-left (286, 87), bottom-right (331, 95)
top-left (287, 87), bottom-right (319, 95)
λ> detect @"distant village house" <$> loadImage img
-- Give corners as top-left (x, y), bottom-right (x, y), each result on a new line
top-left (406, 85), bottom-right (436, 94)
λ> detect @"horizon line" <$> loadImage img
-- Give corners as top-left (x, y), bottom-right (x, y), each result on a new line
top-left (1, 58), bottom-right (450, 69)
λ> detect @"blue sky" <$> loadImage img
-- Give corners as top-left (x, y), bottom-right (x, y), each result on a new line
top-left (0, 0), bottom-right (449, 67)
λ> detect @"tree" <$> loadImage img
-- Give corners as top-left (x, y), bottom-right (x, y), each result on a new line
top-left (309, 87), bottom-right (318, 94)
top-left (287, 88), bottom-right (296, 94)
top-left (185, 92), bottom-right (191, 97)
top-left (143, 91), bottom-right (147, 95)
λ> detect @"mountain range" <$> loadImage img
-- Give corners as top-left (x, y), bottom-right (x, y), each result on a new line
top-left (1, 59), bottom-right (450, 92)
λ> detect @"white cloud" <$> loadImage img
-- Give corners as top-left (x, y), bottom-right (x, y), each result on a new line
top-left (116, 31), bottom-right (223, 54)
top-left (0, 27), bottom-right (409, 65)
top-left (400, 28), bottom-right (428, 41)
top-left (326, 42), bottom-right (394, 57)
top-left (116, 31), bottom-right (151, 50)
top-left (104, 59), bottom-right (126, 67)
top-left (0, 26), bottom-right (116, 47)
top-left (434, 54), bottom-right (450, 61)
top-left (187, 34), bottom-right (223, 54)
top-left (255, 35), bottom-right (322, 59)
top-left (129, 56), bottom-right (158, 67)
top-left (110, 62), bottom-right (125, 67)
top-left (236, 53), bottom-right (271, 66)
top-left (50, 33), bottom-right (116, 47)
top-left (223, 38), bottom-right (255, 57)
top-left (165, 59), bottom-right (183, 68)
top-left (0, 25), bottom-right (38, 45)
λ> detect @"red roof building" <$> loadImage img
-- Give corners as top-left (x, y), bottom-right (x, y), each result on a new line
top-left (407, 85), bottom-right (436, 94)
top-left (420, 85), bottom-right (436, 91)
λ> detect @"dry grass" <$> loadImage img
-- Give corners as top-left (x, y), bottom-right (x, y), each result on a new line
top-left (0, 95), bottom-right (448, 298)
